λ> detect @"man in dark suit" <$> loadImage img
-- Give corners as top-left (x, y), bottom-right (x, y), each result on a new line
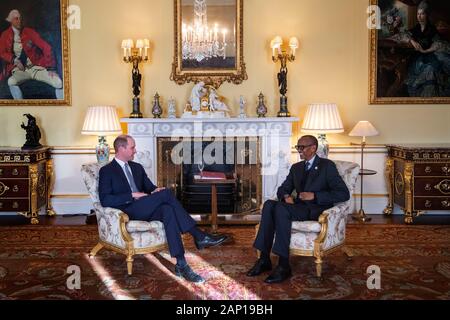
top-left (247, 135), bottom-right (350, 283)
top-left (99, 135), bottom-right (228, 283)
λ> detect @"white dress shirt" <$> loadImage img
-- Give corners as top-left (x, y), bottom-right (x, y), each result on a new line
top-left (114, 158), bottom-right (135, 188)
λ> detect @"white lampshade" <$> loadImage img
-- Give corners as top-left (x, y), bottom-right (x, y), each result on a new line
top-left (301, 103), bottom-right (344, 133)
top-left (121, 39), bottom-right (133, 49)
top-left (136, 39), bottom-right (144, 49)
top-left (289, 37), bottom-right (299, 49)
top-left (349, 121), bottom-right (379, 137)
top-left (81, 106), bottom-right (122, 136)
top-left (271, 36), bottom-right (283, 48)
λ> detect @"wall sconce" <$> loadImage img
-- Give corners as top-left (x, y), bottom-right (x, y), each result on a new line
top-left (270, 35), bottom-right (299, 117)
top-left (121, 38), bottom-right (150, 118)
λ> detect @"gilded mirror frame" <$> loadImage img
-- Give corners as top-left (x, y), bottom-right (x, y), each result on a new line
top-left (170, 0), bottom-right (247, 88)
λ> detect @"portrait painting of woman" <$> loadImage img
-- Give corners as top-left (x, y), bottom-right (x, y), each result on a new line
top-left (370, 0), bottom-right (450, 104)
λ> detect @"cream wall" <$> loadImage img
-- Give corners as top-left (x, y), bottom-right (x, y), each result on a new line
top-left (0, 0), bottom-right (449, 148)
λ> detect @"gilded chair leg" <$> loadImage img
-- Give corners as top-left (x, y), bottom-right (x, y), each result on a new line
top-left (126, 255), bottom-right (134, 275)
top-left (315, 257), bottom-right (323, 279)
top-left (89, 243), bottom-right (104, 258)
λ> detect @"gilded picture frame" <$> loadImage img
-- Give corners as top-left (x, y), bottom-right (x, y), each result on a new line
top-left (369, 0), bottom-right (450, 104)
top-left (0, 0), bottom-right (71, 106)
top-left (170, 0), bottom-right (247, 88)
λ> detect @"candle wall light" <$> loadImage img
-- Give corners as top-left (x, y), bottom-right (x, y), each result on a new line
top-left (270, 35), bottom-right (299, 117)
top-left (121, 38), bottom-right (150, 118)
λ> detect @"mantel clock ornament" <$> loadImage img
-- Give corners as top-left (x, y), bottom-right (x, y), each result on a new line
top-left (21, 114), bottom-right (42, 150)
top-left (171, 0), bottom-right (247, 88)
top-left (190, 81), bottom-right (207, 112)
top-left (208, 87), bottom-right (230, 116)
top-left (184, 82), bottom-right (230, 118)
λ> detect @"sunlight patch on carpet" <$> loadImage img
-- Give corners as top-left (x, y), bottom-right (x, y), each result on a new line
top-left (84, 253), bottom-right (136, 300)
top-left (144, 253), bottom-right (207, 299)
top-left (152, 251), bottom-right (261, 300)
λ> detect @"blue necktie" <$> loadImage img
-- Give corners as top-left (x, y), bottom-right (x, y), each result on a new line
top-left (305, 161), bottom-right (311, 171)
top-left (124, 163), bottom-right (139, 193)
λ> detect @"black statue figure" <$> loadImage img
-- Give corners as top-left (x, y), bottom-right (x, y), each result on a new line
top-left (21, 114), bottom-right (42, 149)
top-left (132, 65), bottom-right (141, 97)
top-left (277, 68), bottom-right (288, 96)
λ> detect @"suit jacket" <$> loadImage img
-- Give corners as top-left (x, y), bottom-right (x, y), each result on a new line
top-left (99, 159), bottom-right (157, 211)
top-left (276, 156), bottom-right (350, 220)
top-left (0, 27), bottom-right (55, 81)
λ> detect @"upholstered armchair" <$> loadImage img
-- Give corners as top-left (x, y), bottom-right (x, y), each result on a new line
top-left (289, 160), bottom-right (360, 278)
top-left (81, 163), bottom-right (167, 275)
top-left (256, 160), bottom-right (359, 278)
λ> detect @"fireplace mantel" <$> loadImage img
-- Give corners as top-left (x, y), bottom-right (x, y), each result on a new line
top-left (122, 117), bottom-right (298, 201)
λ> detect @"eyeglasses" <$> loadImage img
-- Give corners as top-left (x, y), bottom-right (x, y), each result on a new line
top-left (294, 144), bottom-right (314, 151)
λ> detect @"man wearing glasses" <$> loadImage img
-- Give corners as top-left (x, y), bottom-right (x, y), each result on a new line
top-left (247, 135), bottom-right (350, 283)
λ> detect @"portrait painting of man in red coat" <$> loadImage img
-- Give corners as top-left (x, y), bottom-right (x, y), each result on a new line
top-left (0, 0), bottom-right (69, 104)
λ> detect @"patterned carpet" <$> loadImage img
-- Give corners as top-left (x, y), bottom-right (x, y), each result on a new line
top-left (0, 223), bottom-right (449, 300)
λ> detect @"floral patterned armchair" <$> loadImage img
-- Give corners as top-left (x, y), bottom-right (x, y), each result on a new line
top-left (81, 163), bottom-right (167, 275)
top-left (289, 160), bottom-right (360, 278)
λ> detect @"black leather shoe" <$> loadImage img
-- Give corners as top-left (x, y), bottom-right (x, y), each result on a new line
top-left (264, 265), bottom-right (292, 284)
top-left (175, 264), bottom-right (205, 283)
top-left (246, 258), bottom-right (272, 277)
top-left (195, 233), bottom-right (229, 250)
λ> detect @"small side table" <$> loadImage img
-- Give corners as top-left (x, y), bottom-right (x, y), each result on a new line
top-left (352, 169), bottom-right (377, 222)
top-left (194, 176), bottom-right (236, 233)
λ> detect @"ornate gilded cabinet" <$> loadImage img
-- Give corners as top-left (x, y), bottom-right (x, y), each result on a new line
top-left (384, 144), bottom-right (450, 223)
top-left (0, 147), bottom-right (55, 224)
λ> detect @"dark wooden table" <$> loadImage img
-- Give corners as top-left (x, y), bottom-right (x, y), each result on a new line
top-left (194, 176), bottom-right (236, 233)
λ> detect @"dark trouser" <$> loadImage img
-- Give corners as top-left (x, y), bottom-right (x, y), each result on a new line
top-left (124, 189), bottom-right (196, 257)
top-left (253, 199), bottom-right (311, 259)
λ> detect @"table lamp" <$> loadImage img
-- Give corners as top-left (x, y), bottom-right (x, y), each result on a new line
top-left (301, 103), bottom-right (344, 158)
top-left (349, 120), bottom-right (379, 222)
top-left (82, 106), bottom-right (122, 164)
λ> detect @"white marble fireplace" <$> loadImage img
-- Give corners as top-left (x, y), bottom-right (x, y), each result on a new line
top-left (121, 117), bottom-right (298, 202)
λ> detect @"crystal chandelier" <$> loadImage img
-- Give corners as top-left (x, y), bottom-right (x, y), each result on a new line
top-left (182, 0), bottom-right (228, 62)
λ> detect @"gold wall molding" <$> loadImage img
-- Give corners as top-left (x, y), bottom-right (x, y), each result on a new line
top-left (52, 145), bottom-right (387, 154)
top-left (290, 145), bottom-right (387, 154)
top-left (353, 194), bottom-right (388, 198)
top-left (50, 147), bottom-right (116, 156)
top-left (51, 194), bottom-right (90, 199)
